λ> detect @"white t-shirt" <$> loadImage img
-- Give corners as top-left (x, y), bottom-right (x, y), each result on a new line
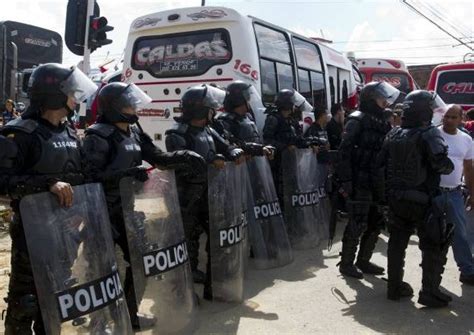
top-left (438, 127), bottom-right (474, 188)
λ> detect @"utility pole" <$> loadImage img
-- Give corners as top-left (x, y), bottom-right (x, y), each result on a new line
top-left (82, 0), bottom-right (95, 75)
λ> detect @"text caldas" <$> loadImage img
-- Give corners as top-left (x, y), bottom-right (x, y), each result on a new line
top-left (291, 191), bottom-right (320, 207)
top-left (135, 40), bottom-right (230, 66)
top-left (56, 270), bottom-right (123, 322)
top-left (143, 240), bottom-right (189, 277)
top-left (254, 201), bottom-right (282, 220)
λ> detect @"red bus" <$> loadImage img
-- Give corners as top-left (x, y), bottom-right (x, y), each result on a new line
top-left (427, 62), bottom-right (474, 111)
top-left (356, 58), bottom-right (417, 94)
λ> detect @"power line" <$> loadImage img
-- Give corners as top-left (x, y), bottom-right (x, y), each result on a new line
top-left (401, 0), bottom-right (473, 51)
top-left (331, 37), bottom-right (455, 44)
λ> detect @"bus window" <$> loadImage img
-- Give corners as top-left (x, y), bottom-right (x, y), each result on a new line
top-left (254, 24), bottom-right (291, 63)
top-left (436, 70), bottom-right (474, 105)
top-left (277, 63), bottom-right (295, 90)
top-left (329, 76), bottom-right (335, 106)
top-left (298, 69), bottom-right (312, 105)
top-left (353, 65), bottom-right (363, 85)
top-left (260, 59), bottom-right (277, 105)
top-left (311, 72), bottom-right (326, 112)
top-left (293, 38), bottom-right (323, 72)
top-left (255, 23), bottom-right (296, 104)
top-left (342, 79), bottom-right (348, 106)
top-left (131, 29), bottom-right (232, 78)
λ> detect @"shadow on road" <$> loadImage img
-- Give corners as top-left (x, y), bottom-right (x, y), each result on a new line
top-left (336, 273), bottom-right (474, 334)
top-left (195, 243), bottom-right (328, 334)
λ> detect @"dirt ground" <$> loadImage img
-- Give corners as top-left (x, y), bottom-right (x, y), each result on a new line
top-left (0, 217), bottom-right (472, 334)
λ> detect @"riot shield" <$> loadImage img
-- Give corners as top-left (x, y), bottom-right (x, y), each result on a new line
top-left (19, 183), bottom-right (132, 335)
top-left (281, 148), bottom-right (322, 249)
top-left (246, 156), bottom-right (293, 269)
top-left (120, 169), bottom-right (197, 334)
top-left (317, 163), bottom-right (331, 241)
top-left (208, 162), bottom-right (246, 303)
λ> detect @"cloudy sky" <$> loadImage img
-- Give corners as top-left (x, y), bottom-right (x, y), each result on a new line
top-left (1, 0), bottom-right (473, 67)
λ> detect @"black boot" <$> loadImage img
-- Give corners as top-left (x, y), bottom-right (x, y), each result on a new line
top-left (387, 229), bottom-right (411, 300)
top-left (356, 230), bottom-right (384, 275)
top-left (131, 313), bottom-right (157, 331)
top-left (418, 291), bottom-right (448, 308)
top-left (419, 246), bottom-right (449, 308)
top-left (339, 235), bottom-right (363, 279)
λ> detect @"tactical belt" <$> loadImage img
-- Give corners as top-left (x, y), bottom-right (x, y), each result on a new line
top-left (439, 185), bottom-right (462, 192)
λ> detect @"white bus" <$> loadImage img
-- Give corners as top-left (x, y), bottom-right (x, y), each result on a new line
top-left (122, 6), bottom-right (359, 148)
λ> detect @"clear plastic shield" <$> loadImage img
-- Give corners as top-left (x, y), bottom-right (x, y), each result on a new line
top-left (246, 157), bottom-right (293, 269)
top-left (120, 169), bottom-right (197, 334)
top-left (282, 149), bottom-right (322, 249)
top-left (19, 183), bottom-right (132, 335)
top-left (317, 163), bottom-right (331, 241)
top-left (208, 162), bottom-right (246, 302)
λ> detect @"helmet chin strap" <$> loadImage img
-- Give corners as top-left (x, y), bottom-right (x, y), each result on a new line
top-left (65, 104), bottom-right (76, 118)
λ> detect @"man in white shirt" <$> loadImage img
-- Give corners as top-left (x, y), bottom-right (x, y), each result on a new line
top-left (439, 104), bottom-right (474, 285)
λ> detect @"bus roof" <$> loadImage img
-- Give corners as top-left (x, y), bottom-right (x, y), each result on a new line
top-left (129, 6), bottom-right (246, 33)
top-left (430, 62), bottom-right (474, 73)
top-left (357, 58), bottom-right (408, 72)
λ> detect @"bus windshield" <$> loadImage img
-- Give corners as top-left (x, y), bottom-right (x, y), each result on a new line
top-left (436, 70), bottom-right (474, 105)
top-left (132, 29), bottom-right (232, 78)
top-left (372, 72), bottom-right (411, 94)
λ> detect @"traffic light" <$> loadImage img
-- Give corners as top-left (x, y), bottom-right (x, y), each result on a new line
top-left (65, 0), bottom-right (99, 56)
top-left (88, 16), bottom-right (113, 52)
top-left (65, 0), bottom-right (113, 55)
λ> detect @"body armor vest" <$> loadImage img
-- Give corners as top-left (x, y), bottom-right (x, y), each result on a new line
top-left (4, 118), bottom-right (81, 175)
top-left (219, 112), bottom-right (261, 143)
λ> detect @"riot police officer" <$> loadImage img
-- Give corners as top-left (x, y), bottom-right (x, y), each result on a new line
top-left (213, 80), bottom-right (273, 157)
top-left (336, 81), bottom-right (400, 278)
top-left (262, 89), bottom-right (316, 203)
top-left (0, 63), bottom-right (97, 334)
top-left (82, 82), bottom-right (206, 329)
top-left (165, 84), bottom-right (243, 299)
top-left (379, 90), bottom-right (454, 307)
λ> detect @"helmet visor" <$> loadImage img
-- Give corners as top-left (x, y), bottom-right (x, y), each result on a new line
top-left (431, 92), bottom-right (448, 126)
top-left (243, 85), bottom-right (264, 111)
top-left (292, 91), bottom-right (313, 113)
top-left (202, 85), bottom-right (226, 109)
top-left (117, 84), bottom-right (153, 110)
top-left (60, 67), bottom-right (98, 102)
top-left (372, 81), bottom-right (401, 105)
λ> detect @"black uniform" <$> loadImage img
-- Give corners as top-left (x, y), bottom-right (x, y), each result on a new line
top-left (336, 110), bottom-right (392, 276)
top-left (379, 90), bottom-right (455, 307)
top-left (1, 117), bottom-right (83, 335)
top-left (165, 123), bottom-right (238, 278)
top-left (214, 111), bottom-right (267, 155)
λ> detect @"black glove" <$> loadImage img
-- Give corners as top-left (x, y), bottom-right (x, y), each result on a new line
top-left (127, 166), bottom-right (149, 182)
top-left (229, 148), bottom-right (244, 161)
top-left (242, 142), bottom-right (265, 156)
top-left (175, 150), bottom-right (207, 175)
